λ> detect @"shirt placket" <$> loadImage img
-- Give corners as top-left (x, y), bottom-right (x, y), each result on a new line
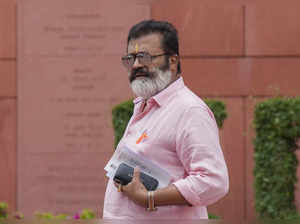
top-left (125, 100), bottom-right (155, 139)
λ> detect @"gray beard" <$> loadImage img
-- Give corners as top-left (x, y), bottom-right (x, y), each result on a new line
top-left (130, 69), bottom-right (173, 99)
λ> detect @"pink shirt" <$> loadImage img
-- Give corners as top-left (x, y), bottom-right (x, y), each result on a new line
top-left (103, 77), bottom-right (229, 219)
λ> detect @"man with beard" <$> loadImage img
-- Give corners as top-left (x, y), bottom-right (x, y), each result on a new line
top-left (103, 20), bottom-right (229, 219)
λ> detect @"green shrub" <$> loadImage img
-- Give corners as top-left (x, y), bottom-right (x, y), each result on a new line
top-left (34, 209), bottom-right (95, 220)
top-left (253, 97), bottom-right (300, 219)
top-left (34, 211), bottom-right (68, 220)
top-left (79, 208), bottom-right (96, 219)
top-left (0, 202), bottom-right (95, 221)
top-left (208, 213), bottom-right (220, 219)
top-left (0, 202), bottom-right (8, 219)
top-left (205, 99), bottom-right (227, 129)
top-left (112, 100), bottom-right (135, 148)
top-left (112, 99), bottom-right (227, 148)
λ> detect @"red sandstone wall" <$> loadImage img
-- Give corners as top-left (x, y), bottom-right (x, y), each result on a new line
top-left (1, 0), bottom-right (300, 222)
top-left (151, 0), bottom-right (300, 223)
top-left (0, 0), bottom-right (17, 212)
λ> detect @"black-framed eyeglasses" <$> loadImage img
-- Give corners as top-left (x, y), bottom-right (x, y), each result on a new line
top-left (121, 52), bottom-right (170, 69)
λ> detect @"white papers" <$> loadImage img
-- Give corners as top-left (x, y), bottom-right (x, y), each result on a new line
top-left (104, 144), bottom-right (171, 188)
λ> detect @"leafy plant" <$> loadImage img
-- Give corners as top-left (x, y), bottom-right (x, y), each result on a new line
top-left (253, 97), bottom-right (300, 219)
top-left (205, 99), bottom-right (227, 129)
top-left (208, 213), bottom-right (220, 219)
top-left (34, 209), bottom-right (96, 220)
top-left (34, 211), bottom-right (68, 220)
top-left (78, 209), bottom-right (96, 219)
top-left (0, 202), bottom-right (8, 219)
top-left (0, 202), bottom-right (96, 221)
top-left (112, 100), bottom-right (134, 148)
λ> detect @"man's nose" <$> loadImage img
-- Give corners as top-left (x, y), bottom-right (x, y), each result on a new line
top-left (132, 57), bottom-right (143, 68)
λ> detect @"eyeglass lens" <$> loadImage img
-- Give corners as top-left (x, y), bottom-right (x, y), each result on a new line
top-left (122, 53), bottom-right (152, 69)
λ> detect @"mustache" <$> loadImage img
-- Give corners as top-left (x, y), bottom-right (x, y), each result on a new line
top-left (129, 67), bottom-right (150, 83)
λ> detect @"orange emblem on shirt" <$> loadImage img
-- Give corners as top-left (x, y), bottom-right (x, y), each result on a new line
top-left (136, 132), bottom-right (148, 144)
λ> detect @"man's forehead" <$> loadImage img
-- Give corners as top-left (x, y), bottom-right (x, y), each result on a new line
top-left (127, 33), bottom-right (162, 53)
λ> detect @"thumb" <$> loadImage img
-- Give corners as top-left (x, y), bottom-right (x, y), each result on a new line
top-left (132, 166), bottom-right (141, 181)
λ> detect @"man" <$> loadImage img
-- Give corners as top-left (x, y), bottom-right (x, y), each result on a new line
top-left (103, 20), bottom-right (229, 219)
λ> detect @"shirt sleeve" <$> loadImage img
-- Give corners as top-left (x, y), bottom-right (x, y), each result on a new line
top-left (172, 106), bottom-right (229, 207)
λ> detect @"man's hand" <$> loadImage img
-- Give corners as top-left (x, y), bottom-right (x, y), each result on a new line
top-left (114, 167), bottom-right (148, 208)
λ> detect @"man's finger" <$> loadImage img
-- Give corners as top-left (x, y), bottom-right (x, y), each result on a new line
top-left (132, 166), bottom-right (141, 181)
top-left (113, 181), bottom-right (124, 192)
top-left (118, 183), bottom-right (123, 192)
top-left (113, 181), bottom-right (119, 189)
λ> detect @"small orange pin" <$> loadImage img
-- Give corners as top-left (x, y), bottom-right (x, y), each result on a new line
top-left (136, 132), bottom-right (147, 144)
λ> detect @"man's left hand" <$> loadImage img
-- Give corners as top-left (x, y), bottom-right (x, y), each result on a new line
top-left (114, 167), bottom-right (148, 208)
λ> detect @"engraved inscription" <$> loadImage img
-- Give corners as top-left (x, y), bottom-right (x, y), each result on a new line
top-left (42, 23), bottom-right (124, 57)
top-left (18, 0), bottom-right (149, 216)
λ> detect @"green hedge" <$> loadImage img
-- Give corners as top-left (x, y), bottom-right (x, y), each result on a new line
top-left (112, 98), bottom-right (227, 148)
top-left (0, 202), bottom-right (7, 219)
top-left (253, 97), bottom-right (300, 219)
top-left (112, 100), bottom-right (135, 149)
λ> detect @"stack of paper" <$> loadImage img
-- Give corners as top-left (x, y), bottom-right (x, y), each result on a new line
top-left (104, 145), bottom-right (171, 189)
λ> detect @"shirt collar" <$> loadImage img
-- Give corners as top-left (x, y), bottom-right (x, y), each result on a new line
top-left (133, 77), bottom-right (185, 107)
top-left (133, 96), bottom-right (144, 105)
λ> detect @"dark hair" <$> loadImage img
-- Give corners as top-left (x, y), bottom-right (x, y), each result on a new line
top-left (127, 20), bottom-right (181, 74)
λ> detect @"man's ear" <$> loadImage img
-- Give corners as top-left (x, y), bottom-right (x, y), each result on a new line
top-left (169, 55), bottom-right (178, 64)
top-left (169, 55), bottom-right (179, 74)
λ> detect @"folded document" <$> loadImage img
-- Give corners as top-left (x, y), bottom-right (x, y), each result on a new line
top-left (104, 144), bottom-right (171, 189)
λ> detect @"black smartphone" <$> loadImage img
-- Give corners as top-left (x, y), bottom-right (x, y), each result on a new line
top-left (113, 163), bottom-right (159, 191)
